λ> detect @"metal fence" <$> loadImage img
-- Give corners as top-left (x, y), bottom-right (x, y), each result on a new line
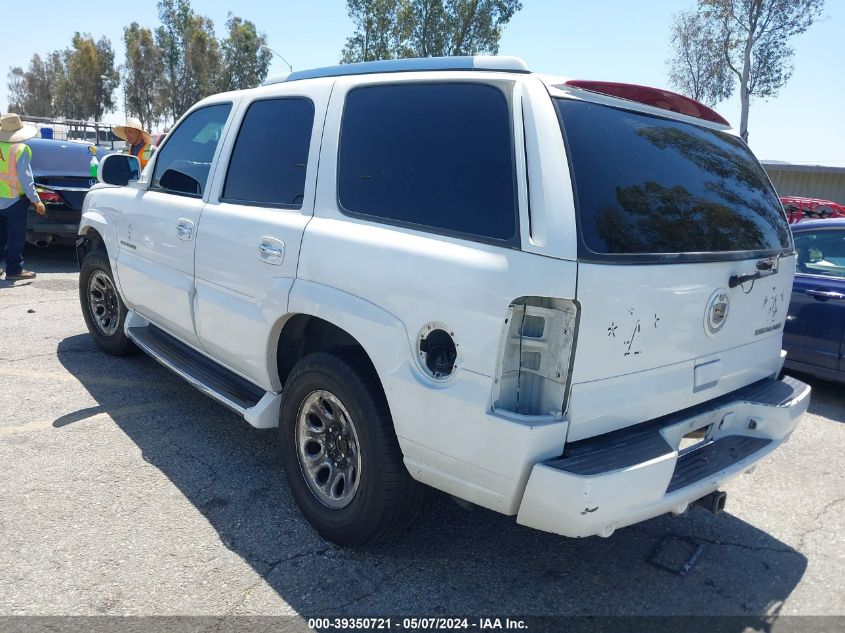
top-left (18, 115), bottom-right (125, 150)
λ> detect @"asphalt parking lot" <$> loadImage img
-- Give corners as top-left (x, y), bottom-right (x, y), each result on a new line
top-left (1, 247), bottom-right (843, 624)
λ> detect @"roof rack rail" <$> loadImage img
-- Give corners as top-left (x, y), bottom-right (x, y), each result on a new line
top-left (262, 55), bottom-right (530, 86)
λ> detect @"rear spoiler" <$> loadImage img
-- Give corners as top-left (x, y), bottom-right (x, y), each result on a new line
top-left (563, 80), bottom-right (730, 127)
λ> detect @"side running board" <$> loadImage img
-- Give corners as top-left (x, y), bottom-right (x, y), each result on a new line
top-left (127, 323), bottom-right (267, 417)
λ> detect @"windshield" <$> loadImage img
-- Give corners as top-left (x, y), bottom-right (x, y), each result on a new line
top-left (555, 98), bottom-right (792, 260)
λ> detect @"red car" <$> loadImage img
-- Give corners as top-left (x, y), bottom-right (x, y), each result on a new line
top-left (781, 196), bottom-right (845, 224)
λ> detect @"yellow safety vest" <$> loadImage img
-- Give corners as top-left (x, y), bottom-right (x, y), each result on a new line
top-left (0, 142), bottom-right (30, 199)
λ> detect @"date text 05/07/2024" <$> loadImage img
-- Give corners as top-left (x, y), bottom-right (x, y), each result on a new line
top-left (308, 617), bottom-right (528, 630)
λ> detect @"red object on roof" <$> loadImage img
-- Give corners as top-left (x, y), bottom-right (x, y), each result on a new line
top-left (564, 80), bottom-right (731, 126)
top-left (781, 196), bottom-right (845, 224)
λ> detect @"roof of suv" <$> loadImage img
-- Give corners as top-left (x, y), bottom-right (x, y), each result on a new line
top-left (262, 55), bottom-right (531, 86)
top-left (251, 55), bottom-right (732, 132)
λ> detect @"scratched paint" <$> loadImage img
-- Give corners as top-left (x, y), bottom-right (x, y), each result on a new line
top-left (607, 308), bottom-right (660, 358)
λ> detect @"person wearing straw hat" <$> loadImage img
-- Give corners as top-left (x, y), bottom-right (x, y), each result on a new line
top-left (0, 113), bottom-right (45, 281)
top-left (113, 117), bottom-right (153, 169)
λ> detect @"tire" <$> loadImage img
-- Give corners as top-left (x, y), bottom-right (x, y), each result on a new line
top-left (79, 249), bottom-right (137, 356)
top-left (279, 351), bottom-right (422, 546)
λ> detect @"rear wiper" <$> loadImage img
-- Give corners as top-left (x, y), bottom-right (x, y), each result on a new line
top-left (729, 257), bottom-right (779, 289)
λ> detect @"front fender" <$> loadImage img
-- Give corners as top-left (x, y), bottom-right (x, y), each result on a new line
top-left (78, 206), bottom-right (116, 257)
top-left (78, 193), bottom-right (125, 290)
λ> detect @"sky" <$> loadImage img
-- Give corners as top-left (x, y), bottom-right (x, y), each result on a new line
top-left (2, 0), bottom-right (843, 164)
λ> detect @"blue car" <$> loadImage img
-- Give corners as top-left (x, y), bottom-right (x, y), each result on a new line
top-left (783, 218), bottom-right (845, 382)
top-left (25, 138), bottom-right (111, 248)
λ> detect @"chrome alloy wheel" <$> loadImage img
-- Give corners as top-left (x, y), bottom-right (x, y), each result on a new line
top-left (87, 271), bottom-right (121, 336)
top-left (296, 390), bottom-right (362, 509)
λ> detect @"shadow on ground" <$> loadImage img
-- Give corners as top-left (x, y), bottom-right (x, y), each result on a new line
top-left (1, 245), bottom-right (77, 289)
top-left (784, 369), bottom-right (845, 422)
top-left (56, 334), bottom-right (810, 621)
top-left (21, 244), bottom-right (78, 274)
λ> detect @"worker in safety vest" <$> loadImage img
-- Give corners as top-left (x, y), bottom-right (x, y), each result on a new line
top-left (0, 113), bottom-right (45, 281)
top-left (113, 117), bottom-right (153, 169)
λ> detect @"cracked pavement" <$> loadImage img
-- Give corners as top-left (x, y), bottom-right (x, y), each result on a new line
top-left (0, 247), bottom-right (843, 619)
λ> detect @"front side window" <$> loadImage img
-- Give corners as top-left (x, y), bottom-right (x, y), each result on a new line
top-left (222, 98), bottom-right (314, 208)
top-left (151, 103), bottom-right (232, 197)
top-left (555, 99), bottom-right (792, 259)
top-left (794, 229), bottom-right (845, 278)
top-left (338, 82), bottom-right (518, 244)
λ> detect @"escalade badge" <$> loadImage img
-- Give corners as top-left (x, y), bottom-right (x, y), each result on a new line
top-left (705, 289), bottom-right (730, 336)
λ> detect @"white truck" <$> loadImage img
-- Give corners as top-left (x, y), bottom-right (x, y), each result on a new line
top-left (77, 56), bottom-right (809, 546)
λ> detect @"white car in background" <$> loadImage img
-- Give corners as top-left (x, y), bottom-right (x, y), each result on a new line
top-left (76, 56), bottom-right (809, 546)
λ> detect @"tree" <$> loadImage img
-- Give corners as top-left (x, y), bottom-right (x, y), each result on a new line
top-left (698, 0), bottom-right (824, 141)
top-left (667, 10), bottom-right (733, 106)
top-left (184, 15), bottom-right (222, 104)
top-left (6, 67), bottom-right (26, 113)
top-left (47, 51), bottom-right (74, 119)
top-left (341, 0), bottom-right (522, 63)
top-left (341, 0), bottom-right (413, 62)
top-left (63, 33), bottom-right (120, 120)
top-left (419, 0), bottom-right (523, 56)
top-left (157, 0), bottom-right (188, 122)
top-left (124, 22), bottom-right (165, 130)
top-left (6, 54), bottom-right (52, 116)
top-left (669, 0), bottom-right (824, 141)
top-left (220, 14), bottom-right (273, 91)
top-left (156, 0), bottom-right (222, 122)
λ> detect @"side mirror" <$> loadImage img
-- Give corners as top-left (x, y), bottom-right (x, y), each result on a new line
top-left (99, 153), bottom-right (141, 186)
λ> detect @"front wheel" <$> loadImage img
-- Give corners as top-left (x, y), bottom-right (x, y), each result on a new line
top-left (279, 351), bottom-right (422, 546)
top-left (79, 250), bottom-right (137, 356)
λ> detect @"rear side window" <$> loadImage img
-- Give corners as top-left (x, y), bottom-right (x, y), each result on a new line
top-left (223, 98), bottom-right (314, 208)
top-left (338, 82), bottom-right (518, 244)
top-left (151, 103), bottom-right (232, 197)
top-left (794, 229), bottom-right (845, 278)
top-left (555, 99), bottom-right (791, 259)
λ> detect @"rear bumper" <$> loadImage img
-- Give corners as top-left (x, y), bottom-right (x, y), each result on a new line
top-left (516, 376), bottom-right (810, 538)
top-left (27, 208), bottom-right (81, 243)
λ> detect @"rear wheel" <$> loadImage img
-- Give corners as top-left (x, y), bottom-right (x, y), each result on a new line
top-left (79, 250), bottom-right (137, 356)
top-left (279, 351), bottom-right (422, 546)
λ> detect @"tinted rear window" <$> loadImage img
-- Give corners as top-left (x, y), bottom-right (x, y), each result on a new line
top-left (338, 82), bottom-right (518, 244)
top-left (555, 99), bottom-right (791, 258)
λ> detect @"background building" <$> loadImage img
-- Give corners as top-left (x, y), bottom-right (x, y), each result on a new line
top-left (763, 161), bottom-right (845, 204)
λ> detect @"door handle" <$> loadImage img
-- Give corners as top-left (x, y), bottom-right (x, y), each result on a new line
top-left (806, 289), bottom-right (845, 301)
top-left (258, 238), bottom-right (285, 265)
top-left (176, 219), bottom-right (194, 241)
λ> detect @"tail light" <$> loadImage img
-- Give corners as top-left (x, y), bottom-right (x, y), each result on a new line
top-left (492, 297), bottom-right (578, 418)
top-left (36, 188), bottom-right (63, 204)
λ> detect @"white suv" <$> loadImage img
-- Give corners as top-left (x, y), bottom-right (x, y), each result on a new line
top-left (77, 56), bottom-right (809, 546)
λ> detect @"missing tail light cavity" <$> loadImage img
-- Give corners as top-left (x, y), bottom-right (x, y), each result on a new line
top-left (492, 297), bottom-right (578, 418)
